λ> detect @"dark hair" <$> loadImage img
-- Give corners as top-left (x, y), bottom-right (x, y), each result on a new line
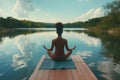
top-left (55, 22), bottom-right (63, 35)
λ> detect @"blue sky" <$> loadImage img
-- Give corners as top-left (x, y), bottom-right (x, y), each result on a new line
top-left (0, 0), bottom-right (114, 23)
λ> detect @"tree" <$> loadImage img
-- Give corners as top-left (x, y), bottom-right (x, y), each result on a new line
top-left (104, 0), bottom-right (120, 25)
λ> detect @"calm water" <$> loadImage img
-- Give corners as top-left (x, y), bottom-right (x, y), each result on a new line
top-left (0, 28), bottom-right (120, 80)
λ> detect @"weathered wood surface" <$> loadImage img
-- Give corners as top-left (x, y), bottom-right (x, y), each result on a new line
top-left (29, 55), bottom-right (97, 80)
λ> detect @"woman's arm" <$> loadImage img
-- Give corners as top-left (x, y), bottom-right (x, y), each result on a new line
top-left (65, 40), bottom-right (76, 51)
top-left (43, 40), bottom-right (54, 51)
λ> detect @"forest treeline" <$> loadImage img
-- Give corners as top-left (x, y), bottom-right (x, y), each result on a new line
top-left (0, 0), bottom-right (120, 30)
top-left (0, 16), bottom-right (85, 28)
top-left (0, 17), bottom-right (55, 28)
top-left (83, 0), bottom-right (120, 30)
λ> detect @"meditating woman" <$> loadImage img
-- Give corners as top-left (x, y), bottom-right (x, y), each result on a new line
top-left (43, 22), bottom-right (76, 61)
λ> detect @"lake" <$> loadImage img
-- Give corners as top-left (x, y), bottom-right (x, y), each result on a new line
top-left (0, 28), bottom-right (120, 80)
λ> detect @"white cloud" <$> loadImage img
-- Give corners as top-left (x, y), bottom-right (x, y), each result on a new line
top-left (75, 8), bottom-right (104, 22)
top-left (38, 17), bottom-right (61, 23)
top-left (35, 8), bottom-right (40, 12)
top-left (78, 0), bottom-right (90, 2)
top-left (25, 8), bottom-right (103, 23)
top-left (92, 8), bottom-right (104, 18)
top-left (13, 0), bottom-right (35, 18)
top-left (0, 9), bottom-right (4, 17)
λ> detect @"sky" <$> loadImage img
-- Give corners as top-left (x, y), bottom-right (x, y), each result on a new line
top-left (0, 0), bottom-right (114, 23)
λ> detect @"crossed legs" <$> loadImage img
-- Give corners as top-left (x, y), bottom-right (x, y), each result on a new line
top-left (47, 51), bottom-right (53, 58)
top-left (47, 50), bottom-right (72, 61)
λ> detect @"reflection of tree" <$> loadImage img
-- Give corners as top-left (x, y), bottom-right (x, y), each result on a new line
top-left (101, 35), bottom-right (120, 64)
top-left (87, 31), bottom-right (120, 64)
top-left (84, 30), bottom-right (100, 38)
top-left (0, 29), bottom-right (37, 43)
top-left (0, 29), bottom-right (87, 44)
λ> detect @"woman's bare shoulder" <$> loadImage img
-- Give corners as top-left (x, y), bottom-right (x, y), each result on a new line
top-left (62, 38), bottom-right (67, 42)
top-left (52, 39), bottom-right (56, 42)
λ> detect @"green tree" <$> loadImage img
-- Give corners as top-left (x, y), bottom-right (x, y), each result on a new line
top-left (104, 0), bottom-right (120, 25)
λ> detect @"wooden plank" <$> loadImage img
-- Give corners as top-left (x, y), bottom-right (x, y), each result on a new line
top-left (71, 69), bottom-right (79, 80)
top-left (49, 70), bottom-right (56, 80)
top-left (71, 56), bottom-right (83, 80)
top-left (29, 55), bottom-right (45, 80)
top-left (72, 56), bottom-right (88, 80)
top-left (66, 69), bottom-right (73, 80)
top-left (60, 70), bottom-right (67, 80)
top-left (74, 56), bottom-right (91, 80)
top-left (75, 55), bottom-right (97, 80)
top-left (36, 70), bottom-right (50, 80)
top-left (54, 70), bottom-right (67, 80)
top-left (72, 55), bottom-right (84, 63)
top-left (40, 70), bottom-right (50, 80)
top-left (81, 63), bottom-right (97, 80)
top-left (54, 70), bottom-right (61, 80)
top-left (78, 63), bottom-right (91, 80)
top-left (49, 69), bottom-right (70, 80)
top-left (35, 70), bottom-right (44, 80)
top-left (76, 63), bottom-right (89, 80)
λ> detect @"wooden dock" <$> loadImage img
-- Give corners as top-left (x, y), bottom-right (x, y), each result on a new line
top-left (29, 55), bottom-right (97, 80)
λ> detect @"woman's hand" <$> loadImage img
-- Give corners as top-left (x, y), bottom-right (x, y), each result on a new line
top-left (43, 45), bottom-right (47, 50)
top-left (72, 45), bottom-right (76, 50)
top-left (69, 45), bottom-right (76, 51)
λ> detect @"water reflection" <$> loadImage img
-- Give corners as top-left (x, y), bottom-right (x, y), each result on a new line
top-left (12, 36), bottom-right (34, 71)
top-left (78, 32), bottom-right (100, 47)
top-left (97, 60), bottom-right (120, 80)
top-left (89, 31), bottom-right (120, 64)
top-left (85, 31), bottom-right (120, 80)
top-left (0, 28), bottom-right (120, 80)
top-left (76, 50), bottom-right (93, 58)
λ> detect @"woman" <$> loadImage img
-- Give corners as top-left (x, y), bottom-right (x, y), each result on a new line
top-left (43, 22), bottom-right (76, 61)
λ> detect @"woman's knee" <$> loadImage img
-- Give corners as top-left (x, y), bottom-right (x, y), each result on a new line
top-left (65, 50), bottom-right (72, 58)
top-left (67, 50), bottom-right (72, 55)
top-left (47, 51), bottom-right (53, 57)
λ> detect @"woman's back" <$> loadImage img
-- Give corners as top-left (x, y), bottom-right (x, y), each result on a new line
top-left (53, 37), bottom-right (66, 56)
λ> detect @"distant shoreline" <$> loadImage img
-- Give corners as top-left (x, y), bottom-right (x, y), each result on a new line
top-left (88, 27), bottom-right (120, 36)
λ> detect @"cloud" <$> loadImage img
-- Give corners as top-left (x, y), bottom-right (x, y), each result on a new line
top-left (0, 9), bottom-right (4, 17)
top-left (13, 0), bottom-right (35, 18)
top-left (92, 8), bottom-right (104, 18)
top-left (75, 8), bottom-right (104, 22)
top-left (78, 0), bottom-right (90, 2)
top-left (39, 17), bottom-right (61, 23)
